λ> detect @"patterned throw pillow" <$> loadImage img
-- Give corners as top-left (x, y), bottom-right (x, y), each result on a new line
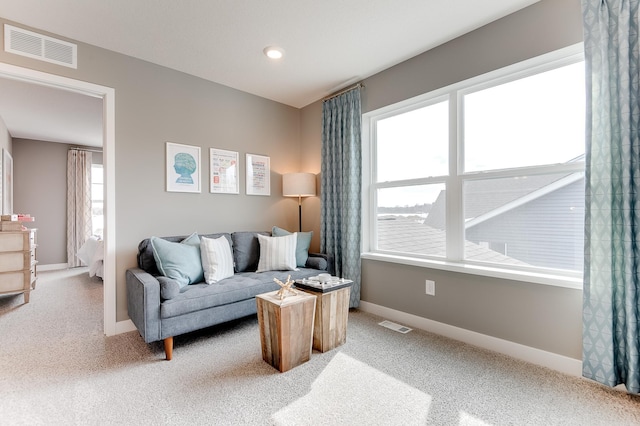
top-left (256, 233), bottom-right (297, 272)
top-left (200, 235), bottom-right (234, 284)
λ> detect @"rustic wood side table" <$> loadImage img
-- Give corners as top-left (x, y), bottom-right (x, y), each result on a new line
top-left (256, 290), bottom-right (316, 372)
top-left (296, 279), bottom-right (353, 352)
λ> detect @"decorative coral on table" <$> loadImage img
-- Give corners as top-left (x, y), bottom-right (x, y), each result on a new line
top-left (273, 275), bottom-right (297, 300)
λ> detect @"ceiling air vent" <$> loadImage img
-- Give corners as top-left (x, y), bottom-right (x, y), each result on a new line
top-left (4, 24), bottom-right (77, 69)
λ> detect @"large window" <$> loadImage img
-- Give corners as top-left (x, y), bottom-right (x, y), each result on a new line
top-left (364, 47), bottom-right (585, 283)
top-left (91, 164), bottom-right (104, 238)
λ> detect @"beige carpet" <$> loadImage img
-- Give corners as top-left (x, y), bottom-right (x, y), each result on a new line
top-left (1, 268), bottom-right (639, 425)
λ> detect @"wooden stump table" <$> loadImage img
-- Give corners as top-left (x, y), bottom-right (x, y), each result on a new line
top-left (296, 279), bottom-right (352, 353)
top-left (256, 290), bottom-right (316, 372)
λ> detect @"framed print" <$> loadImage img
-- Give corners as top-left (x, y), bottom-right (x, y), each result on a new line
top-left (246, 153), bottom-right (270, 196)
top-left (166, 142), bottom-right (201, 193)
top-left (210, 148), bottom-right (239, 194)
top-left (2, 149), bottom-right (12, 214)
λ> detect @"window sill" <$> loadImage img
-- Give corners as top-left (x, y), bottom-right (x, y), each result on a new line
top-left (361, 252), bottom-right (583, 290)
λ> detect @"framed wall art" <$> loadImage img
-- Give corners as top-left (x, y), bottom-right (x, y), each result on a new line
top-left (166, 142), bottom-right (201, 193)
top-left (210, 148), bottom-right (239, 194)
top-left (245, 153), bottom-right (270, 196)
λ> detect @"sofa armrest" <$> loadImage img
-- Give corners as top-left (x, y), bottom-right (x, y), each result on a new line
top-left (126, 268), bottom-right (162, 343)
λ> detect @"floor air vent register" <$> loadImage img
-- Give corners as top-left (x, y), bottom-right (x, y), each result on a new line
top-left (379, 320), bottom-right (413, 334)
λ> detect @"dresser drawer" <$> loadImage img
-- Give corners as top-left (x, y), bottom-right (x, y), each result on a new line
top-left (0, 233), bottom-right (29, 252)
top-left (0, 251), bottom-right (31, 272)
top-left (0, 270), bottom-right (30, 292)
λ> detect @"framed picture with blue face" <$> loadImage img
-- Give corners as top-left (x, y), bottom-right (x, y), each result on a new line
top-left (166, 142), bottom-right (201, 193)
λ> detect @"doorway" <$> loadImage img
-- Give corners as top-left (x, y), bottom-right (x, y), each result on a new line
top-left (0, 62), bottom-right (116, 335)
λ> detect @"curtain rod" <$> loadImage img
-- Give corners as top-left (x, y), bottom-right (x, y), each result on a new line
top-left (322, 83), bottom-right (364, 102)
top-left (70, 147), bottom-right (103, 153)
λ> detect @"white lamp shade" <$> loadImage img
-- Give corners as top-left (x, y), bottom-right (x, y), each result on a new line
top-left (283, 173), bottom-right (316, 197)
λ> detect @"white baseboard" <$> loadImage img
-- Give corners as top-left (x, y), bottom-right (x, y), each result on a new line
top-left (358, 301), bottom-right (582, 377)
top-left (38, 263), bottom-right (69, 271)
top-left (115, 319), bottom-right (137, 334)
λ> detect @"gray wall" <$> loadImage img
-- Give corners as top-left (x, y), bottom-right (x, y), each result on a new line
top-left (12, 139), bottom-right (67, 265)
top-left (301, 0), bottom-right (584, 359)
top-left (0, 115), bottom-right (9, 154)
top-left (0, 16), bottom-right (302, 322)
top-left (299, 100), bottom-right (322, 253)
top-left (12, 138), bottom-right (101, 265)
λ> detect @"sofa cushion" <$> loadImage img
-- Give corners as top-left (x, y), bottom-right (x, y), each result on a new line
top-left (160, 276), bottom-right (276, 319)
top-left (151, 233), bottom-right (204, 287)
top-left (158, 276), bottom-right (181, 300)
top-left (238, 268), bottom-right (321, 285)
top-left (256, 233), bottom-right (297, 272)
top-left (160, 268), bottom-right (323, 319)
top-left (200, 235), bottom-right (234, 284)
top-left (138, 233), bottom-right (231, 275)
top-left (231, 231), bottom-right (269, 272)
top-left (272, 226), bottom-right (313, 267)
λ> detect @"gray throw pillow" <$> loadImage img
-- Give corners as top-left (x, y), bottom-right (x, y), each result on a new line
top-left (305, 256), bottom-right (327, 271)
top-left (231, 231), bottom-right (269, 272)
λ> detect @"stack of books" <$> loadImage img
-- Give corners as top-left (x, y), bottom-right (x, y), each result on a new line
top-left (0, 214), bottom-right (35, 231)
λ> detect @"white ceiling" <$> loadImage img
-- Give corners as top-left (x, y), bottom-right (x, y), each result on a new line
top-left (0, 0), bottom-right (538, 147)
top-left (0, 77), bottom-right (103, 147)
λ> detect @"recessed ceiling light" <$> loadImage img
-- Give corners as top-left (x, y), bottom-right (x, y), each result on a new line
top-left (263, 46), bottom-right (285, 60)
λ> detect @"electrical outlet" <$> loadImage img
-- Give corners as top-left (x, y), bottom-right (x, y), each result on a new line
top-left (425, 280), bottom-right (435, 296)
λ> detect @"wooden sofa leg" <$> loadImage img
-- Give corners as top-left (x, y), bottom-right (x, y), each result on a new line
top-left (164, 337), bottom-right (173, 361)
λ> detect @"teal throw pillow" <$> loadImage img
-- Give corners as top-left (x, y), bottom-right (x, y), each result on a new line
top-left (181, 232), bottom-right (201, 246)
top-left (272, 226), bottom-right (312, 267)
top-left (150, 233), bottom-right (204, 287)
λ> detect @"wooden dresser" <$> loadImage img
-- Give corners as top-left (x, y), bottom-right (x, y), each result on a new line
top-left (0, 229), bottom-right (37, 303)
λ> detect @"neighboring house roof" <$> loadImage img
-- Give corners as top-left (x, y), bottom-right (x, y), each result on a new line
top-left (423, 174), bottom-right (564, 230)
top-left (378, 157), bottom-right (585, 268)
top-left (465, 172), bottom-right (584, 228)
top-left (377, 216), bottom-right (527, 265)
top-left (425, 166), bottom-right (584, 229)
top-left (463, 174), bottom-right (564, 220)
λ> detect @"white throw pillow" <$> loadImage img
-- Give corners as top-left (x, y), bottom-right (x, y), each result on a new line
top-left (200, 236), bottom-right (234, 284)
top-left (256, 233), bottom-right (298, 272)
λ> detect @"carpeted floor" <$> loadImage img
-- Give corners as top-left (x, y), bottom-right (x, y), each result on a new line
top-left (1, 268), bottom-right (639, 425)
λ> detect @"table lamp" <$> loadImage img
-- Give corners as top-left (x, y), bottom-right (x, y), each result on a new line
top-left (283, 173), bottom-right (316, 231)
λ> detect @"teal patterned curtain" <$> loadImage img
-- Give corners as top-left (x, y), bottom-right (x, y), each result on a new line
top-left (582, 0), bottom-right (640, 393)
top-left (321, 87), bottom-right (362, 308)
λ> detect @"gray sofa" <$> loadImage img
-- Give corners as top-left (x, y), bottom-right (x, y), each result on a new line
top-left (126, 231), bottom-right (330, 360)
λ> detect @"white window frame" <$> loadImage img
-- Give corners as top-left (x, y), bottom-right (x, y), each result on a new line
top-left (362, 44), bottom-right (585, 289)
top-left (91, 163), bottom-right (104, 238)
